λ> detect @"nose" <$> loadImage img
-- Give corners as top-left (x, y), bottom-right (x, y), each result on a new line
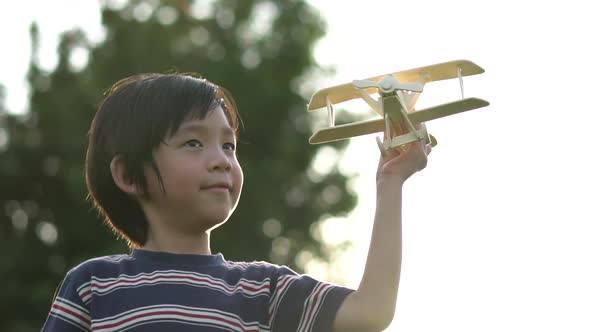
top-left (207, 147), bottom-right (232, 172)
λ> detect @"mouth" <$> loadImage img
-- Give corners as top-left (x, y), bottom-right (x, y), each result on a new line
top-left (201, 183), bottom-right (231, 192)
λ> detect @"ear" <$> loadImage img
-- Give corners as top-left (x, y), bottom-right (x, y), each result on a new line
top-left (110, 155), bottom-right (138, 195)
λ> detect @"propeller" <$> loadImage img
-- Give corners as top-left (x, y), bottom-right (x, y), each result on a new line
top-left (352, 75), bottom-right (424, 94)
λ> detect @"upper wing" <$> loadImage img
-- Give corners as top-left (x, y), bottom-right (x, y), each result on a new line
top-left (307, 59), bottom-right (484, 111)
top-left (307, 82), bottom-right (376, 112)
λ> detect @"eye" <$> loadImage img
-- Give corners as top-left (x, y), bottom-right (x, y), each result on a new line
top-left (184, 139), bottom-right (203, 148)
top-left (223, 142), bottom-right (236, 151)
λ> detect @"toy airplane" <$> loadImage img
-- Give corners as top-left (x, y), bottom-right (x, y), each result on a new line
top-left (307, 60), bottom-right (490, 151)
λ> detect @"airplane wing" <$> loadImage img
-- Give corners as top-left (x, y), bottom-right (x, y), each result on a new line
top-left (309, 118), bottom-right (383, 144)
top-left (307, 59), bottom-right (484, 111)
top-left (408, 98), bottom-right (489, 124)
top-left (307, 83), bottom-right (376, 112)
top-left (309, 97), bottom-right (489, 144)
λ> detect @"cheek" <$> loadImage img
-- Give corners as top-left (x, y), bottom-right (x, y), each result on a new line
top-left (143, 160), bottom-right (193, 196)
top-left (232, 162), bottom-right (244, 199)
top-left (168, 165), bottom-right (203, 192)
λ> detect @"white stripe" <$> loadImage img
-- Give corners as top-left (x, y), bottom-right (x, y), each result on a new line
top-left (113, 319), bottom-right (237, 332)
top-left (90, 270), bottom-right (266, 291)
top-left (92, 275), bottom-right (268, 296)
top-left (296, 283), bottom-right (323, 332)
top-left (101, 255), bottom-right (129, 262)
top-left (56, 296), bottom-right (90, 315)
top-left (92, 305), bottom-right (260, 332)
top-left (78, 271), bottom-right (266, 303)
top-left (111, 318), bottom-right (269, 332)
top-left (225, 260), bottom-right (270, 271)
top-left (306, 285), bottom-right (332, 331)
top-left (77, 270), bottom-right (270, 302)
top-left (49, 312), bottom-right (89, 331)
top-left (51, 298), bottom-right (91, 331)
top-left (77, 283), bottom-right (92, 304)
top-left (268, 274), bottom-right (298, 326)
top-left (83, 254), bottom-right (133, 265)
top-left (297, 283), bottom-right (332, 332)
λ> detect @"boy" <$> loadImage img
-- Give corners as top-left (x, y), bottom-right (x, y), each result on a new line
top-left (41, 73), bottom-right (430, 331)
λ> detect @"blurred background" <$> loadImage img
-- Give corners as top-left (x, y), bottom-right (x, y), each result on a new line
top-left (1, 0), bottom-right (589, 331)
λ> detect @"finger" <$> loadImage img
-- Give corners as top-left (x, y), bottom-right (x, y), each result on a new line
top-left (413, 143), bottom-right (429, 171)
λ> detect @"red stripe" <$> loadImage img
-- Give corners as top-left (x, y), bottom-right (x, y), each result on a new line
top-left (275, 275), bottom-right (296, 295)
top-left (271, 276), bottom-right (296, 308)
top-left (53, 303), bottom-right (90, 326)
top-left (80, 289), bottom-right (91, 300)
top-left (94, 309), bottom-right (257, 331)
top-left (301, 283), bottom-right (330, 331)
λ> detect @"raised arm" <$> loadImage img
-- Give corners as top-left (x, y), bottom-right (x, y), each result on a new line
top-left (333, 138), bottom-right (430, 331)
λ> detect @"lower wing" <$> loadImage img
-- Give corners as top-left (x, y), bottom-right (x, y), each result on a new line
top-left (309, 97), bottom-right (489, 144)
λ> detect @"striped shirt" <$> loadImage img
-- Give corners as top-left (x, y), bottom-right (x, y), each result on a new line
top-left (41, 249), bottom-right (353, 331)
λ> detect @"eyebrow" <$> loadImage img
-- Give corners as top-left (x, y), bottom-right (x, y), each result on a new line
top-left (177, 123), bottom-right (235, 138)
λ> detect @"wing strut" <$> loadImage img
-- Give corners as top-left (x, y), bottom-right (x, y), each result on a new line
top-left (326, 96), bottom-right (335, 127)
top-left (458, 66), bottom-right (464, 99)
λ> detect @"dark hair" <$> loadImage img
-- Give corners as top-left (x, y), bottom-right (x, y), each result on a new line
top-left (85, 73), bottom-right (239, 247)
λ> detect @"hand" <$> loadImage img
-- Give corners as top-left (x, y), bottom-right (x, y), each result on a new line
top-left (376, 128), bottom-right (431, 183)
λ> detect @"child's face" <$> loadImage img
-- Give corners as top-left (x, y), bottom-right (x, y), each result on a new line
top-left (141, 106), bottom-right (243, 233)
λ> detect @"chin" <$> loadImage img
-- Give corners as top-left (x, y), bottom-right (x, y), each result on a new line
top-left (200, 211), bottom-right (232, 230)
top-left (206, 221), bottom-right (227, 232)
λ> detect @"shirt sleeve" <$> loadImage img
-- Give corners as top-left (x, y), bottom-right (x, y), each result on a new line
top-left (40, 269), bottom-right (91, 332)
top-left (268, 266), bottom-right (354, 332)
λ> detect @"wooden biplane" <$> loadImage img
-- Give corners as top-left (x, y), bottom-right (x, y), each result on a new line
top-left (307, 60), bottom-right (489, 152)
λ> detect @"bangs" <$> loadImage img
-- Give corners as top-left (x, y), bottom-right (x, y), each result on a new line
top-left (126, 74), bottom-right (239, 148)
top-left (154, 75), bottom-right (240, 143)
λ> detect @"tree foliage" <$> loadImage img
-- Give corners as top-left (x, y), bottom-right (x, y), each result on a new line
top-left (0, 0), bottom-right (356, 330)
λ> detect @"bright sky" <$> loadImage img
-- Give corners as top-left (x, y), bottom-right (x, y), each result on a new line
top-left (2, 1), bottom-right (589, 331)
top-left (306, 1), bottom-right (590, 331)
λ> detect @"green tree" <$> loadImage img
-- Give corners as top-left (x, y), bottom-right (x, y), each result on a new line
top-left (0, 1), bottom-right (356, 330)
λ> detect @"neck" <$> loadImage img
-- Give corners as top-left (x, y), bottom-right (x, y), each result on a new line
top-left (143, 224), bottom-right (212, 255)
